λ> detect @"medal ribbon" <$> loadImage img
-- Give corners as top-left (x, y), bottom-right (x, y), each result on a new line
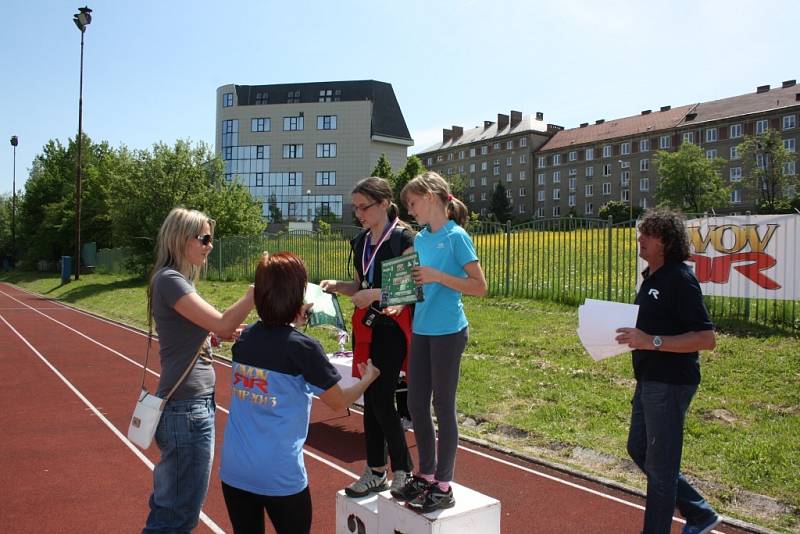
top-left (361, 218), bottom-right (400, 286)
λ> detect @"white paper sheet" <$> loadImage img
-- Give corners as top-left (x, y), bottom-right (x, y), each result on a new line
top-left (577, 299), bottom-right (639, 361)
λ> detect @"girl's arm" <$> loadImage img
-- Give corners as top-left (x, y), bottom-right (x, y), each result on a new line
top-left (318, 360), bottom-right (381, 411)
top-left (320, 273), bottom-right (361, 297)
top-left (413, 260), bottom-right (487, 297)
top-left (173, 286), bottom-right (254, 338)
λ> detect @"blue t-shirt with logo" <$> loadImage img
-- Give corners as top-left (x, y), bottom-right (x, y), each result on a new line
top-left (412, 220), bottom-right (479, 335)
top-left (220, 323), bottom-right (341, 496)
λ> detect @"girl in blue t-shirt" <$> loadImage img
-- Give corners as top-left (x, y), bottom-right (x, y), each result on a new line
top-left (394, 171), bottom-right (487, 514)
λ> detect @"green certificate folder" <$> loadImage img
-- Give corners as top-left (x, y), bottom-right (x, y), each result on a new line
top-left (304, 282), bottom-right (346, 331)
top-left (379, 253), bottom-right (424, 307)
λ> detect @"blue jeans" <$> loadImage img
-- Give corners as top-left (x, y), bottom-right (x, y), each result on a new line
top-left (627, 381), bottom-right (716, 534)
top-left (143, 395), bottom-right (215, 534)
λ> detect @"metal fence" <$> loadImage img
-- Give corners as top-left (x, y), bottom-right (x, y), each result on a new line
top-left (96, 218), bottom-right (798, 330)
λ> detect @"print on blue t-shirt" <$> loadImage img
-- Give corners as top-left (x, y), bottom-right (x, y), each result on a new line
top-left (412, 219), bottom-right (478, 335)
top-left (219, 323), bottom-right (340, 497)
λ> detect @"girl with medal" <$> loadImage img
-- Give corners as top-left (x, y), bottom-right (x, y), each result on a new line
top-left (320, 177), bottom-right (416, 498)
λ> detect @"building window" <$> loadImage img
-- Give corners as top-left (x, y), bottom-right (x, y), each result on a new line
top-left (538, 190), bottom-right (545, 201)
top-left (251, 118), bottom-right (271, 132)
top-left (756, 119), bottom-right (768, 134)
top-left (730, 124), bottom-right (743, 138)
top-left (459, 150), bottom-right (465, 159)
top-left (585, 203), bottom-right (593, 215)
top-left (756, 153), bottom-right (765, 169)
top-left (520, 154), bottom-right (528, 163)
top-left (481, 192), bottom-right (487, 201)
top-left (481, 177), bottom-right (487, 186)
top-left (223, 92), bottom-right (233, 107)
top-left (640, 159), bottom-right (649, 171)
top-left (602, 182), bottom-right (611, 195)
top-left (493, 161), bottom-right (501, 176)
top-left (427, 157), bottom-right (433, 166)
top-left (553, 171), bottom-right (561, 183)
top-left (519, 187), bottom-right (527, 197)
top-left (536, 207), bottom-right (544, 217)
top-left (255, 92), bottom-right (268, 105)
top-left (585, 147), bottom-right (594, 160)
top-left (459, 165), bottom-right (464, 173)
top-left (470, 148), bottom-right (477, 157)
top-left (569, 150), bottom-right (577, 161)
top-left (519, 138), bottom-right (527, 147)
top-left (469, 178), bottom-right (475, 187)
top-left (660, 135), bottom-right (670, 149)
top-left (537, 173), bottom-right (545, 185)
top-left (585, 184), bottom-right (593, 197)
top-left (621, 189), bottom-right (630, 202)
top-left (730, 167), bottom-right (742, 181)
top-left (469, 163), bottom-right (476, 172)
top-left (317, 115), bottom-right (337, 130)
top-left (731, 189), bottom-right (742, 204)
top-left (538, 156), bottom-right (546, 168)
top-left (507, 140), bottom-right (514, 149)
top-left (283, 116), bottom-right (304, 131)
top-left (603, 164), bottom-right (612, 176)
top-left (568, 168), bottom-right (577, 176)
top-left (318, 89), bottom-right (341, 102)
top-left (316, 171), bottom-right (336, 185)
top-left (553, 189), bottom-right (560, 200)
top-left (519, 204), bottom-right (526, 214)
top-left (468, 193), bottom-right (475, 202)
top-left (683, 132), bottom-right (694, 144)
top-left (620, 170), bottom-right (630, 186)
top-left (506, 172), bottom-right (513, 182)
top-left (783, 114), bottom-right (797, 130)
top-left (784, 161), bottom-right (797, 176)
top-left (481, 162), bottom-right (488, 171)
top-left (506, 189), bottom-right (513, 199)
top-left (621, 142), bottom-right (631, 155)
top-left (448, 153), bottom-right (454, 161)
top-left (553, 154), bottom-right (562, 165)
top-left (603, 145), bottom-right (612, 158)
top-left (519, 171), bottom-right (527, 180)
top-left (287, 90), bottom-right (301, 103)
top-left (506, 156), bottom-right (513, 166)
top-left (435, 154), bottom-right (443, 162)
top-left (255, 173), bottom-right (263, 186)
top-left (639, 139), bottom-right (650, 152)
top-left (481, 145), bottom-right (489, 155)
top-left (316, 143), bottom-right (337, 158)
top-left (586, 166), bottom-right (594, 178)
top-left (256, 145), bottom-right (267, 159)
top-left (553, 206), bottom-right (561, 217)
top-left (706, 128), bottom-right (718, 142)
top-left (282, 144), bottom-right (303, 158)
top-left (493, 142), bottom-right (501, 150)
top-left (640, 178), bottom-right (649, 191)
top-left (568, 177), bottom-right (576, 191)
top-left (705, 149), bottom-right (717, 159)
top-left (730, 145), bottom-right (740, 160)
top-left (568, 194), bottom-right (576, 207)
top-left (784, 139), bottom-right (796, 152)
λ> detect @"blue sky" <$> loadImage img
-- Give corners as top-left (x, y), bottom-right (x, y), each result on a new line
top-left (2, 0), bottom-right (797, 194)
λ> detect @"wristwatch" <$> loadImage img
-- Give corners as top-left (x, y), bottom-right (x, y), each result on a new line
top-left (652, 335), bottom-right (663, 350)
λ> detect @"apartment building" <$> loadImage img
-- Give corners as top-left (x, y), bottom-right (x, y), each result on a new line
top-left (215, 80), bottom-right (413, 223)
top-left (415, 112), bottom-right (562, 218)
top-left (535, 80), bottom-right (799, 218)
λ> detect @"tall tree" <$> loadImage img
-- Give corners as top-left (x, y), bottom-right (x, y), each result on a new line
top-left (654, 141), bottom-right (730, 214)
top-left (392, 155), bottom-right (426, 221)
top-left (738, 129), bottom-right (798, 213)
top-left (490, 182), bottom-right (513, 223)
top-left (371, 153), bottom-right (394, 181)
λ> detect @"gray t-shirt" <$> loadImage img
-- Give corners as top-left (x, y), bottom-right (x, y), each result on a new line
top-left (151, 268), bottom-right (215, 400)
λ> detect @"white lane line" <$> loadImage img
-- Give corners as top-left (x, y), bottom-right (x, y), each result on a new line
top-left (0, 313), bottom-right (226, 534)
top-left (0, 286), bottom-right (355, 481)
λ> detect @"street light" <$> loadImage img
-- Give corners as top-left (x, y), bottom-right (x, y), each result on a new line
top-left (619, 159), bottom-right (633, 222)
top-left (9, 135), bottom-right (18, 268)
top-left (73, 6), bottom-right (91, 281)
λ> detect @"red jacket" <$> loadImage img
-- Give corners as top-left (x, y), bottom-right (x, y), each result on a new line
top-left (350, 306), bottom-right (412, 378)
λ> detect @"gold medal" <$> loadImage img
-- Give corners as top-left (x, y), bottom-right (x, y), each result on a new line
top-left (361, 280), bottom-right (369, 289)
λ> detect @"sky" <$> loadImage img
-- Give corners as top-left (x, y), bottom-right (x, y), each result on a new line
top-left (2, 0), bottom-right (797, 195)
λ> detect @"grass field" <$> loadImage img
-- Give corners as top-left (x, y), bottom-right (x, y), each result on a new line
top-left (2, 271), bottom-right (798, 532)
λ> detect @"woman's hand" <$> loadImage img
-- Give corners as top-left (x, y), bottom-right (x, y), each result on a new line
top-left (319, 280), bottom-right (337, 293)
top-left (412, 266), bottom-right (441, 285)
top-left (357, 359), bottom-right (381, 383)
top-left (293, 303), bottom-right (314, 327)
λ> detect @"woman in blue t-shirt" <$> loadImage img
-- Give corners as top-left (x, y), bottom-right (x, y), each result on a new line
top-left (220, 252), bottom-right (380, 534)
top-left (393, 172), bottom-right (487, 514)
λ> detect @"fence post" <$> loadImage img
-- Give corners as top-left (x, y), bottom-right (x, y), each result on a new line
top-left (315, 232), bottom-right (321, 281)
top-left (606, 216), bottom-right (613, 301)
top-left (218, 238), bottom-right (222, 280)
top-left (504, 220), bottom-right (511, 297)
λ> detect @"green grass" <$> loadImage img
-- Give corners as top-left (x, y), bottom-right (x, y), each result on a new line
top-left (2, 272), bottom-right (798, 531)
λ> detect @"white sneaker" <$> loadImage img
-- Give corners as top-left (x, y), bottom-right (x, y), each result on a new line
top-left (345, 466), bottom-right (388, 497)
top-left (390, 470), bottom-right (410, 495)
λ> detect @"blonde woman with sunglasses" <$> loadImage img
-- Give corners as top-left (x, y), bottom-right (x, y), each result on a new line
top-left (143, 207), bottom-right (254, 534)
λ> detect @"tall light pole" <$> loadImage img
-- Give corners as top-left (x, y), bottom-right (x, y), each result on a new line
top-left (619, 159), bottom-right (633, 222)
top-left (9, 135), bottom-right (18, 268)
top-left (73, 6), bottom-right (92, 281)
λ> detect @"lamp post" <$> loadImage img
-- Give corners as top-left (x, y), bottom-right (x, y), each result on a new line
top-left (73, 6), bottom-right (92, 281)
top-left (9, 135), bottom-right (18, 268)
top-left (619, 159), bottom-right (633, 222)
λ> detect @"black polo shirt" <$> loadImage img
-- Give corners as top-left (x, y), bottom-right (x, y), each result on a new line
top-left (633, 260), bottom-right (714, 385)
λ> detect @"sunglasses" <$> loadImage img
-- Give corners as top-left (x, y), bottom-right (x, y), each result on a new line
top-left (196, 234), bottom-right (213, 246)
top-left (353, 201), bottom-right (378, 213)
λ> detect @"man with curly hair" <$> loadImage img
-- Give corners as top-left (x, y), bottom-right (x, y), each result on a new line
top-left (616, 208), bottom-right (722, 534)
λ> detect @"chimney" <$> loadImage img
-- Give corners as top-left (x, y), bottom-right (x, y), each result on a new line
top-left (535, 111), bottom-right (544, 121)
top-left (660, 105), bottom-right (671, 112)
top-left (484, 120), bottom-right (495, 130)
top-left (782, 80), bottom-right (796, 88)
top-left (510, 110), bottom-right (523, 128)
top-left (497, 113), bottom-right (509, 131)
top-left (641, 110), bottom-right (652, 115)
top-left (451, 126), bottom-right (463, 139)
top-left (580, 122), bottom-right (589, 128)
top-left (595, 119), bottom-right (605, 124)
top-left (442, 129), bottom-right (452, 143)
top-left (547, 124), bottom-right (564, 132)
top-left (756, 84), bottom-right (770, 94)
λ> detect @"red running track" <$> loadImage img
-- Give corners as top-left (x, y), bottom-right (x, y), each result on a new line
top-left (0, 282), bottom-right (746, 534)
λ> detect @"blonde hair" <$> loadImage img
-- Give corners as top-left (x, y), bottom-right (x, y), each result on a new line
top-left (147, 207), bottom-right (215, 327)
top-left (401, 171), bottom-right (468, 226)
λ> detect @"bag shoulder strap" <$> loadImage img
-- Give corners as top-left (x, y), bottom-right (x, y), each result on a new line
top-left (390, 226), bottom-right (406, 257)
top-left (137, 334), bottom-right (207, 402)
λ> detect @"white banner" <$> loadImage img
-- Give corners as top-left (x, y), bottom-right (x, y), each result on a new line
top-left (637, 214), bottom-right (800, 301)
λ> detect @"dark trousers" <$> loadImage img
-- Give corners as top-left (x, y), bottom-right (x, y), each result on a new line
top-left (221, 482), bottom-right (311, 534)
top-left (627, 381), bottom-right (716, 534)
top-left (363, 322), bottom-right (413, 472)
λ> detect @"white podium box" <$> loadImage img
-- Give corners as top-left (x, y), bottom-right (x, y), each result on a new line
top-left (336, 489), bottom-right (379, 534)
top-left (376, 482), bottom-right (500, 534)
